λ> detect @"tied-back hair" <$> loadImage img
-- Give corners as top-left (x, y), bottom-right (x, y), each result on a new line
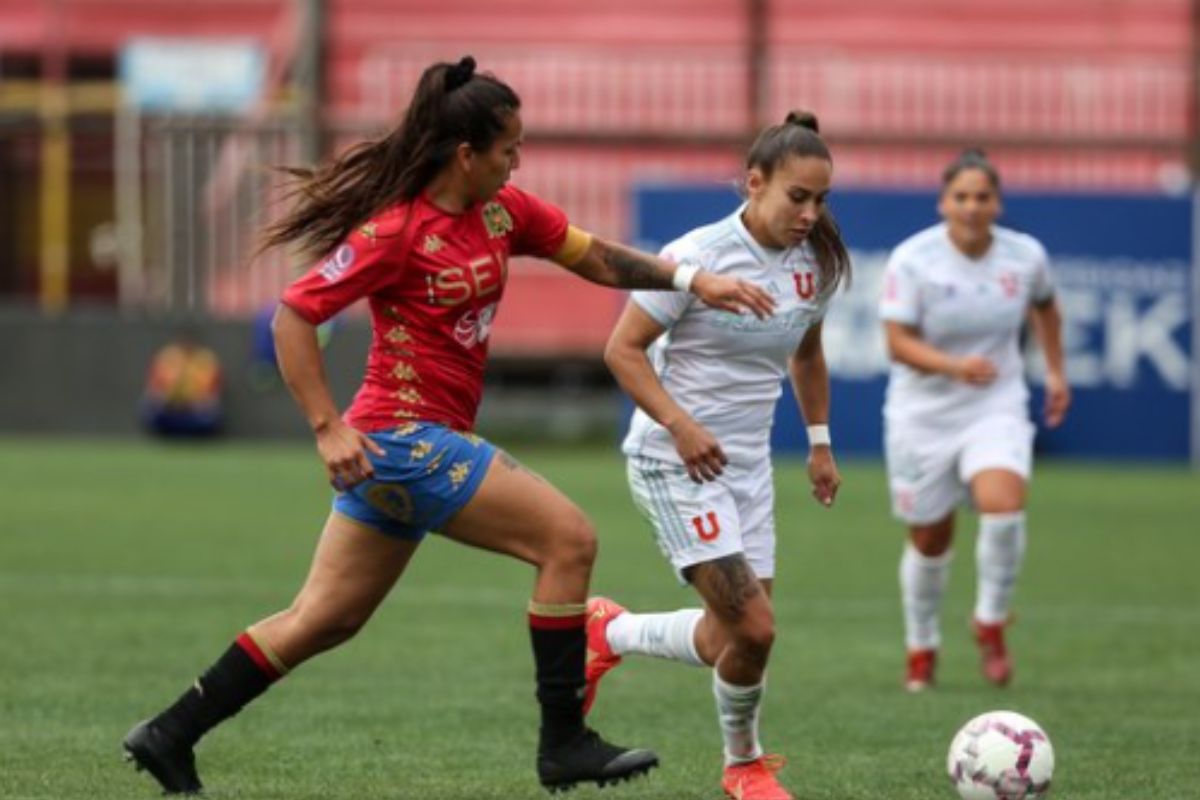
top-left (261, 56), bottom-right (520, 259)
top-left (942, 147), bottom-right (1001, 192)
top-left (745, 109), bottom-right (851, 294)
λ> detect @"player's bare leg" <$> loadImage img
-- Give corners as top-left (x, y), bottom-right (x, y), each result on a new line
top-left (902, 514), bottom-right (955, 691)
top-left (969, 469), bottom-right (1028, 686)
top-left (442, 451), bottom-right (658, 792)
top-left (125, 515), bottom-right (417, 794)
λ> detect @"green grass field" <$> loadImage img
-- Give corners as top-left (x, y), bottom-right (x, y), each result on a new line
top-left (1, 437), bottom-right (1197, 799)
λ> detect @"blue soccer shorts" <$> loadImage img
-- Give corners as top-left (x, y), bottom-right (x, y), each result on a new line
top-left (332, 422), bottom-right (497, 541)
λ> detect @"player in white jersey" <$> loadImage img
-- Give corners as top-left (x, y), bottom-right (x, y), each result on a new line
top-left (879, 149), bottom-right (1070, 693)
top-left (586, 111), bottom-right (851, 800)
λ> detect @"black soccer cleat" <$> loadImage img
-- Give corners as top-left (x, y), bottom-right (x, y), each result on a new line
top-left (537, 727), bottom-right (658, 793)
top-left (122, 719), bottom-right (203, 795)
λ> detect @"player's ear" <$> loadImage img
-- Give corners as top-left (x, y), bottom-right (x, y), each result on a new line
top-left (745, 167), bottom-right (767, 198)
top-left (455, 141), bottom-right (475, 173)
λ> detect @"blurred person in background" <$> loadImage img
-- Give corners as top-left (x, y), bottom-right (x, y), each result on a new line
top-left (878, 148), bottom-right (1070, 692)
top-left (140, 332), bottom-right (223, 438)
top-left (121, 55), bottom-right (774, 796)
top-left (588, 111), bottom-right (848, 800)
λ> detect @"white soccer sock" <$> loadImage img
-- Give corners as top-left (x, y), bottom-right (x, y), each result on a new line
top-left (713, 672), bottom-right (764, 765)
top-left (606, 608), bottom-right (705, 666)
top-left (974, 511), bottom-right (1027, 624)
top-left (900, 543), bottom-right (953, 651)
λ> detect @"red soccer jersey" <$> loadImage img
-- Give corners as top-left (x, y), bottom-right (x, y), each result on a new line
top-left (280, 184), bottom-right (570, 433)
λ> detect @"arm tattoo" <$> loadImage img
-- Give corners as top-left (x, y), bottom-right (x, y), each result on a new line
top-left (599, 241), bottom-right (673, 290)
top-left (687, 555), bottom-right (761, 621)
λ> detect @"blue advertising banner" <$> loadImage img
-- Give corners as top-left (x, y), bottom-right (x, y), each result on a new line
top-left (632, 186), bottom-right (1193, 461)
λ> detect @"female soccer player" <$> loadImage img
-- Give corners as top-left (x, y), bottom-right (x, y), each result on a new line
top-left (122, 56), bottom-right (774, 796)
top-left (879, 148), bottom-right (1070, 692)
top-left (587, 111), bottom-right (849, 800)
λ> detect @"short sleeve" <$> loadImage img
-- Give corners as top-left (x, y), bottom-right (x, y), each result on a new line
top-left (500, 185), bottom-right (569, 259)
top-left (630, 242), bottom-right (696, 328)
top-left (1028, 239), bottom-right (1054, 304)
top-left (280, 222), bottom-right (408, 325)
top-left (879, 251), bottom-right (921, 325)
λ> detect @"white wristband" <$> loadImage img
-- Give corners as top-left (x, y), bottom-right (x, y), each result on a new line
top-left (671, 264), bottom-right (700, 293)
top-left (807, 424), bottom-right (831, 447)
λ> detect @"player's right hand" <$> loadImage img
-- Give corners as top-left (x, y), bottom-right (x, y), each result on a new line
top-left (667, 417), bottom-right (728, 483)
top-left (315, 420), bottom-right (387, 490)
top-left (952, 355), bottom-right (997, 386)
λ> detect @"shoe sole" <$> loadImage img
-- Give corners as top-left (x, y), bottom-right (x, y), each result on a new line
top-left (122, 725), bottom-right (203, 796)
top-left (542, 758), bottom-right (658, 793)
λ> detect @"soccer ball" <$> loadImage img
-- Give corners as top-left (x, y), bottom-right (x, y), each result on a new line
top-left (947, 710), bottom-right (1054, 800)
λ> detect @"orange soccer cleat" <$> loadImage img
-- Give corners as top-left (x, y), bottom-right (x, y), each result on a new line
top-left (904, 648), bottom-right (937, 693)
top-left (973, 618), bottom-right (1013, 686)
top-left (583, 596), bottom-right (626, 714)
top-left (721, 754), bottom-right (794, 800)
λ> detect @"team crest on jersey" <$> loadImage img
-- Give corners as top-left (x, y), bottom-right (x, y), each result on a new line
top-left (317, 244), bottom-right (355, 282)
top-left (793, 270), bottom-right (816, 300)
top-left (999, 272), bottom-right (1019, 298)
top-left (481, 202), bottom-right (513, 238)
top-left (423, 234), bottom-right (446, 253)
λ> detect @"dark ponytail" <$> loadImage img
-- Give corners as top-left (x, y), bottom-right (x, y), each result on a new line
top-left (745, 109), bottom-right (851, 294)
top-left (262, 56), bottom-right (520, 258)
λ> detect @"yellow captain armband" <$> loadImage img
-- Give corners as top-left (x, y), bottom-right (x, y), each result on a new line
top-left (551, 225), bottom-right (593, 267)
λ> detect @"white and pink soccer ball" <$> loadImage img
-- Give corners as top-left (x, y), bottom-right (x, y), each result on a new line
top-left (947, 711), bottom-right (1054, 800)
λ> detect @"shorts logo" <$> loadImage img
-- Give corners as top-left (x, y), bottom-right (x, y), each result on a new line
top-left (793, 271), bottom-right (815, 300)
top-left (318, 244), bottom-right (355, 282)
top-left (691, 511), bottom-right (721, 542)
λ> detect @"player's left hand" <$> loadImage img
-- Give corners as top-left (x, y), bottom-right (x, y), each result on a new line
top-left (692, 272), bottom-right (776, 319)
top-left (1043, 370), bottom-right (1071, 428)
top-left (807, 446), bottom-right (841, 508)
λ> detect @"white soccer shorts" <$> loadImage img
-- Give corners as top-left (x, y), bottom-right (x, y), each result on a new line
top-left (626, 454), bottom-right (776, 584)
top-left (885, 413), bottom-right (1035, 525)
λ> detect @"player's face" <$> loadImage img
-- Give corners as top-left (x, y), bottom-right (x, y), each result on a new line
top-left (746, 154), bottom-right (832, 249)
top-left (939, 168), bottom-right (1002, 252)
top-left (467, 111), bottom-right (523, 202)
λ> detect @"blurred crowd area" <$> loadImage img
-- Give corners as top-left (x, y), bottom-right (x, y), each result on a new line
top-left (0, 0), bottom-right (1193, 357)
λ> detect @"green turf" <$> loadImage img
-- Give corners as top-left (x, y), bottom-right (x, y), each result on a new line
top-left (1, 437), bottom-right (1197, 799)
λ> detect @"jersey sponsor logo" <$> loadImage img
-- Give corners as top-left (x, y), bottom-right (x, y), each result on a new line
top-left (431, 255), bottom-right (503, 307)
top-left (452, 302), bottom-right (498, 349)
top-left (317, 244), bottom-right (355, 282)
top-left (793, 271), bottom-right (816, 300)
top-left (482, 202), bottom-right (514, 238)
top-left (691, 511), bottom-right (721, 541)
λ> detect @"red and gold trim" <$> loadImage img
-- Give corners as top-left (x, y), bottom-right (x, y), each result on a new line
top-left (528, 600), bottom-right (587, 630)
top-left (236, 631), bottom-right (289, 681)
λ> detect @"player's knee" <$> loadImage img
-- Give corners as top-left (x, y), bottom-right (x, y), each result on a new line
top-left (729, 607), bottom-right (775, 658)
top-left (546, 511), bottom-right (598, 572)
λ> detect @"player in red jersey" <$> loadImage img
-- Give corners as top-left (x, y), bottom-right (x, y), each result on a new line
top-left (122, 56), bottom-right (774, 796)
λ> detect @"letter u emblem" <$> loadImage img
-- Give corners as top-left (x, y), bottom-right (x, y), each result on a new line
top-left (691, 511), bottom-right (721, 541)
top-left (793, 272), bottom-right (815, 300)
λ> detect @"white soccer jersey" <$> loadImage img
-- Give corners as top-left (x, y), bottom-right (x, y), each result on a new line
top-left (879, 223), bottom-right (1054, 432)
top-left (621, 206), bottom-right (832, 465)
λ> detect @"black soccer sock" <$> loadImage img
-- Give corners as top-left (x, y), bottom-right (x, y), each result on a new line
top-left (528, 602), bottom-right (588, 752)
top-left (152, 631), bottom-right (286, 747)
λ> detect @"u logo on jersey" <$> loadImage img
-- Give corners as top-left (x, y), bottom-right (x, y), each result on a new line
top-left (793, 271), bottom-right (816, 300)
top-left (999, 272), bottom-right (1019, 298)
top-left (691, 511), bottom-right (721, 541)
